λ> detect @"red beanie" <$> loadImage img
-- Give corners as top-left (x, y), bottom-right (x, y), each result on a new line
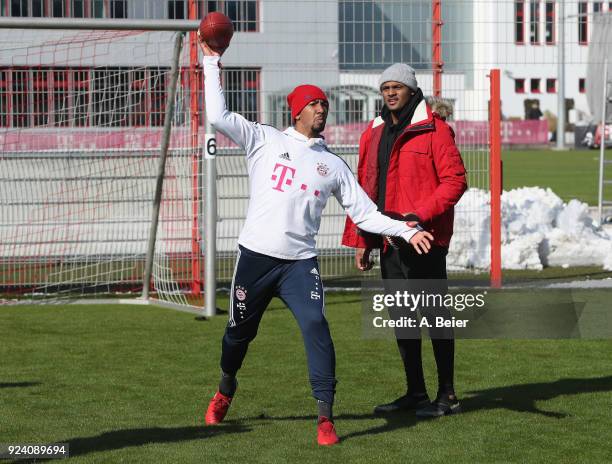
top-left (287, 84), bottom-right (328, 120)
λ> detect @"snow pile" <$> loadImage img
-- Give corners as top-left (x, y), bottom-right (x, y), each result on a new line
top-left (448, 187), bottom-right (612, 270)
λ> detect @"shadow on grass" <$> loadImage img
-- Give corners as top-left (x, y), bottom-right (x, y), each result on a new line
top-left (61, 424), bottom-right (250, 458)
top-left (11, 375), bottom-right (607, 459)
top-left (227, 375), bottom-right (612, 441)
top-left (227, 412), bottom-right (419, 442)
top-left (0, 382), bottom-right (41, 388)
top-left (463, 375), bottom-right (612, 419)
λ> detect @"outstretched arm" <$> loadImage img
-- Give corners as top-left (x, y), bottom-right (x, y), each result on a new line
top-left (334, 165), bottom-right (433, 254)
top-left (200, 38), bottom-right (265, 155)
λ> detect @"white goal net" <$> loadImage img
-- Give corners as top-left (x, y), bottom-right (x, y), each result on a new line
top-left (0, 27), bottom-right (204, 307)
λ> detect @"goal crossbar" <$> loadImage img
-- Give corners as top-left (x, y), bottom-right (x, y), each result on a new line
top-left (0, 17), bottom-right (199, 31)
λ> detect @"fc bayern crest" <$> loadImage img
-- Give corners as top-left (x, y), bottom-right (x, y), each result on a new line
top-left (235, 285), bottom-right (247, 301)
top-left (316, 162), bottom-right (329, 177)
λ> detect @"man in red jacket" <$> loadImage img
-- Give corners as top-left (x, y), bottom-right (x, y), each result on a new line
top-left (342, 63), bottom-right (467, 417)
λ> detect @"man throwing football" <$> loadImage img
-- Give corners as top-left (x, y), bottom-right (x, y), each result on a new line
top-left (200, 39), bottom-right (433, 446)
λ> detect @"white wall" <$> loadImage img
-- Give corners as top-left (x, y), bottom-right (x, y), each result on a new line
top-left (483, 0), bottom-right (594, 121)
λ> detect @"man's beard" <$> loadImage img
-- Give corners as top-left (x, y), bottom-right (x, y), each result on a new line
top-left (313, 120), bottom-right (326, 134)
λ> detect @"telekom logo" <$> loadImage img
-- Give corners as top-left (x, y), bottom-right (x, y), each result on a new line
top-left (271, 163), bottom-right (296, 192)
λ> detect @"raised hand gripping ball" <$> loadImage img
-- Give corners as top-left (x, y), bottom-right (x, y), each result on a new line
top-left (199, 12), bottom-right (234, 52)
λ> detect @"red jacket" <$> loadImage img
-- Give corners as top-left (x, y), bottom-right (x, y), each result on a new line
top-left (342, 100), bottom-right (467, 249)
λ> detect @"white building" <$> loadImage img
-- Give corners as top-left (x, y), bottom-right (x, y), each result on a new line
top-left (0, 0), bottom-right (605, 127)
top-left (337, 0), bottom-right (605, 123)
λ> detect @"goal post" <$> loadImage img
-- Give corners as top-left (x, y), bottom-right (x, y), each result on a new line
top-left (142, 30), bottom-right (184, 301)
top-left (489, 69), bottom-right (503, 288)
top-left (0, 18), bottom-right (215, 310)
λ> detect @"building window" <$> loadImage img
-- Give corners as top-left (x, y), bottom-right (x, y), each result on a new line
top-left (168, 0), bottom-right (185, 19)
top-left (92, 68), bottom-right (130, 126)
top-left (52, 69), bottom-right (69, 126)
top-left (72, 0), bottom-right (84, 17)
top-left (0, 66), bottom-right (182, 128)
top-left (593, 2), bottom-right (603, 13)
top-left (339, 0), bottom-right (430, 70)
top-left (92, 0), bottom-right (104, 17)
top-left (223, 67), bottom-right (260, 121)
top-left (9, 0), bottom-right (28, 16)
top-left (545, 1), bottom-right (555, 44)
top-left (375, 98), bottom-right (384, 115)
top-left (529, 0), bottom-right (540, 44)
top-left (202, 1), bottom-right (258, 32)
top-left (52, 0), bottom-right (63, 16)
top-left (164, 1), bottom-right (258, 31)
top-left (3, 0), bottom-right (127, 18)
top-left (0, 66), bottom-right (262, 128)
top-left (515, 1), bottom-right (525, 44)
top-left (149, 68), bottom-right (168, 126)
top-left (11, 69), bottom-right (28, 127)
top-left (0, 69), bottom-right (8, 127)
top-left (530, 78), bottom-right (541, 93)
top-left (546, 78), bottom-right (556, 93)
top-left (73, 69), bottom-right (90, 126)
top-left (515, 78), bottom-right (526, 93)
top-left (578, 1), bottom-right (588, 44)
top-left (31, 69), bottom-right (47, 125)
top-left (579, 78), bottom-right (586, 93)
top-left (32, 0), bottom-right (45, 16)
top-left (340, 98), bottom-right (365, 124)
top-left (111, 0), bottom-right (126, 18)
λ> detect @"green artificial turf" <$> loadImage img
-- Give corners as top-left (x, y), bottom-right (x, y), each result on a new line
top-left (2, 294), bottom-right (612, 463)
top-left (501, 149), bottom-right (608, 206)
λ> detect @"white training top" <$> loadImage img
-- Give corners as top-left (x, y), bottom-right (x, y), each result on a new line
top-left (203, 56), bottom-right (418, 260)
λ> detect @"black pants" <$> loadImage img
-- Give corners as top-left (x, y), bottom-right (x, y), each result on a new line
top-left (380, 245), bottom-right (455, 396)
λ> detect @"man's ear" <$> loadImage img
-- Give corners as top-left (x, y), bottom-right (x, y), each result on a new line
top-left (295, 115), bottom-right (301, 120)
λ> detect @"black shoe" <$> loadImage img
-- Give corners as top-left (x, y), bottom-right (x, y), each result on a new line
top-left (374, 393), bottom-right (430, 414)
top-left (416, 394), bottom-right (461, 418)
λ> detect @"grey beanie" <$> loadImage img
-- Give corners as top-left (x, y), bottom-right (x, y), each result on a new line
top-left (379, 63), bottom-right (418, 91)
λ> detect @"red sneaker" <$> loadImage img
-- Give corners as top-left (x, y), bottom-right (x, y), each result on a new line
top-left (205, 391), bottom-right (233, 425)
top-left (317, 417), bottom-right (339, 446)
